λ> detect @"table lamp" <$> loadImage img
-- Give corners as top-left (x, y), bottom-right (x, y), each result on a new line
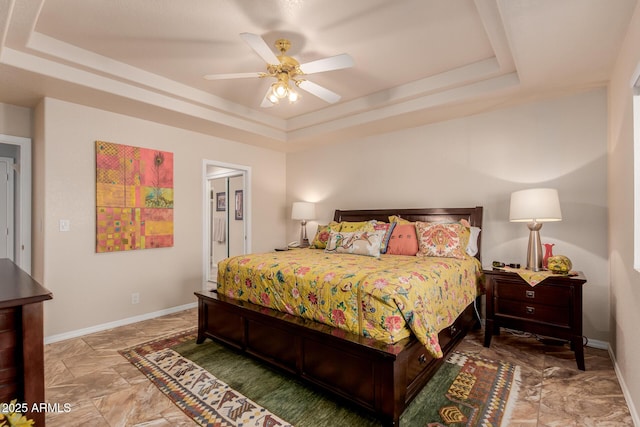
top-left (291, 202), bottom-right (316, 248)
top-left (509, 188), bottom-right (562, 271)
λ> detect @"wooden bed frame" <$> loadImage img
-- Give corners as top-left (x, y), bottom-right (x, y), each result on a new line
top-left (195, 207), bottom-right (483, 426)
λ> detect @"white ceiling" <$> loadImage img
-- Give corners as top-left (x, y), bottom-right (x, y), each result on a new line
top-left (0, 0), bottom-right (636, 151)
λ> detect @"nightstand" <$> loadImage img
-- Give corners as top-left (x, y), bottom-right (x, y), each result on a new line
top-left (483, 268), bottom-right (587, 370)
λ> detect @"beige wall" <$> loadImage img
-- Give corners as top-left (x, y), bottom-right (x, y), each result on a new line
top-left (287, 88), bottom-right (609, 343)
top-left (0, 102), bottom-right (32, 138)
top-left (608, 0), bottom-right (640, 421)
top-left (34, 97), bottom-right (286, 337)
top-left (33, 102), bottom-right (44, 282)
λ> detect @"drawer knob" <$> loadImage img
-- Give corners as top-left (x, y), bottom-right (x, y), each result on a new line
top-left (450, 325), bottom-right (458, 335)
top-left (526, 290), bottom-right (535, 298)
top-left (418, 354), bottom-right (427, 365)
top-left (526, 306), bottom-right (535, 315)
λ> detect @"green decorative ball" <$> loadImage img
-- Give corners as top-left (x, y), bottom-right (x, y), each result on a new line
top-left (547, 255), bottom-right (572, 274)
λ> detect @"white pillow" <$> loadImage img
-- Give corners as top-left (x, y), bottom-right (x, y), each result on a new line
top-left (466, 226), bottom-right (481, 256)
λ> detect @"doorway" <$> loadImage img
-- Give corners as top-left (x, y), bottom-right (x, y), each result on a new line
top-left (0, 135), bottom-right (31, 273)
top-left (0, 157), bottom-right (14, 260)
top-left (203, 160), bottom-right (251, 287)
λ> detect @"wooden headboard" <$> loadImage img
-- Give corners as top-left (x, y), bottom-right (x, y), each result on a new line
top-left (333, 207), bottom-right (483, 261)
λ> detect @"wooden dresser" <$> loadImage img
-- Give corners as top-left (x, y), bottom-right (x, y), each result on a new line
top-left (0, 259), bottom-right (52, 426)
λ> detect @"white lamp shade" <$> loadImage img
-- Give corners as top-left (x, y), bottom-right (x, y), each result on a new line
top-left (509, 188), bottom-right (562, 223)
top-left (291, 202), bottom-right (316, 220)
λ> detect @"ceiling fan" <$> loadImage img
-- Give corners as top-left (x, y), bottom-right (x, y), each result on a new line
top-left (204, 33), bottom-right (354, 107)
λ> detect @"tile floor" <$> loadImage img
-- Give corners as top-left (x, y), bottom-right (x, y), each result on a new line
top-left (44, 308), bottom-right (634, 426)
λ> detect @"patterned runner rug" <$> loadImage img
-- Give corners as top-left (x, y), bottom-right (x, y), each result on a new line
top-left (120, 329), bottom-right (520, 426)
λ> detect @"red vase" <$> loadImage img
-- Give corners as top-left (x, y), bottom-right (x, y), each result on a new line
top-left (543, 243), bottom-right (555, 269)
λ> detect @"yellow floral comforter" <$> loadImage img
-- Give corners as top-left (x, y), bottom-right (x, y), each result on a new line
top-left (217, 249), bottom-right (483, 358)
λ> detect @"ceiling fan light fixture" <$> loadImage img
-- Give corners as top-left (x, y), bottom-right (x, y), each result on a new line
top-left (288, 87), bottom-right (300, 103)
top-left (273, 81), bottom-right (289, 99)
top-left (206, 33), bottom-right (354, 107)
top-left (267, 88), bottom-right (280, 104)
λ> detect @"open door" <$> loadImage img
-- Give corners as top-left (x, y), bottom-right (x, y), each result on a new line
top-left (0, 157), bottom-right (14, 260)
top-left (0, 135), bottom-right (31, 273)
top-left (203, 161), bottom-right (251, 287)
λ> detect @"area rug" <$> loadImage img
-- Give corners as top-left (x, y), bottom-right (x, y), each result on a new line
top-left (120, 329), bottom-right (520, 426)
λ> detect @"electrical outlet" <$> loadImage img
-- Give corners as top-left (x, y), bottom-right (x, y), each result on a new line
top-left (131, 292), bottom-right (140, 304)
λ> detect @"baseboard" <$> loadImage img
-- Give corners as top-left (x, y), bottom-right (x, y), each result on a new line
top-left (608, 344), bottom-right (640, 426)
top-left (44, 302), bottom-right (197, 345)
top-left (585, 337), bottom-right (609, 350)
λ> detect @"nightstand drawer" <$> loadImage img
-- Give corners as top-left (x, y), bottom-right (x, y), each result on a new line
top-left (494, 299), bottom-right (570, 327)
top-left (495, 281), bottom-right (571, 307)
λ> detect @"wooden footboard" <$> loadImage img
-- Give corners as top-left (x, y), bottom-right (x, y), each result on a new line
top-left (195, 290), bottom-right (477, 426)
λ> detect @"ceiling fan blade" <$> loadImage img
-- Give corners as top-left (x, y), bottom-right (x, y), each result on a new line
top-left (297, 80), bottom-right (341, 103)
top-left (203, 72), bottom-right (262, 80)
top-left (240, 32), bottom-right (280, 65)
top-left (299, 54), bottom-right (354, 75)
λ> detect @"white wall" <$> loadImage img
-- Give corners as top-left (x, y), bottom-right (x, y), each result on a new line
top-left (287, 88), bottom-right (609, 342)
top-left (0, 102), bottom-right (31, 138)
top-left (34, 97), bottom-right (286, 337)
top-left (608, 0), bottom-right (640, 422)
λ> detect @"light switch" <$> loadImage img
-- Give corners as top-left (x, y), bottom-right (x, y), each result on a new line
top-left (59, 219), bottom-right (70, 232)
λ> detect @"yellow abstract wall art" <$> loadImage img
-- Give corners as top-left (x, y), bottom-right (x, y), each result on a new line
top-left (95, 141), bottom-right (174, 252)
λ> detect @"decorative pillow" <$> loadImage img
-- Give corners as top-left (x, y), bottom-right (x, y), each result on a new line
top-left (435, 218), bottom-right (481, 256)
top-left (310, 222), bottom-right (341, 249)
top-left (325, 230), bottom-right (384, 258)
top-left (415, 221), bottom-right (470, 259)
top-left (385, 224), bottom-right (419, 256)
top-left (339, 220), bottom-right (376, 232)
top-left (372, 222), bottom-right (396, 254)
top-left (388, 215), bottom-right (412, 225)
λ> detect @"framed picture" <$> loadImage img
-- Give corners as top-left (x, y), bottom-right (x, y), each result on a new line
top-left (95, 141), bottom-right (174, 252)
top-left (235, 190), bottom-right (243, 220)
top-left (216, 192), bottom-right (226, 211)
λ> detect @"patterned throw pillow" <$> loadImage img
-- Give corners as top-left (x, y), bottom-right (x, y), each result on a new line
top-left (388, 215), bottom-right (412, 225)
top-left (310, 222), bottom-right (341, 249)
top-left (339, 220), bottom-right (376, 232)
top-left (372, 222), bottom-right (396, 254)
top-left (385, 224), bottom-right (419, 256)
top-left (415, 221), bottom-right (470, 259)
top-left (325, 230), bottom-right (384, 258)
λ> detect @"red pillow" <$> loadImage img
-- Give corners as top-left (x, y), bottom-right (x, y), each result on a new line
top-left (385, 224), bottom-right (418, 256)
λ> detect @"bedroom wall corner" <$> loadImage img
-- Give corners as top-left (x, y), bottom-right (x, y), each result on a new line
top-left (32, 99), bottom-right (45, 284)
top-left (607, 0), bottom-right (640, 422)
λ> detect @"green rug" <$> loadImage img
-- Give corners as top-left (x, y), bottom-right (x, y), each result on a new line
top-left (121, 329), bottom-right (520, 426)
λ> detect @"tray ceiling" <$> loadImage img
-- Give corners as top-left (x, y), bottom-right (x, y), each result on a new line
top-left (0, 0), bottom-right (635, 150)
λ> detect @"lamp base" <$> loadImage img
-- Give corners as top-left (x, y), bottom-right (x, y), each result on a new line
top-left (299, 220), bottom-right (310, 248)
top-left (526, 222), bottom-right (543, 271)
